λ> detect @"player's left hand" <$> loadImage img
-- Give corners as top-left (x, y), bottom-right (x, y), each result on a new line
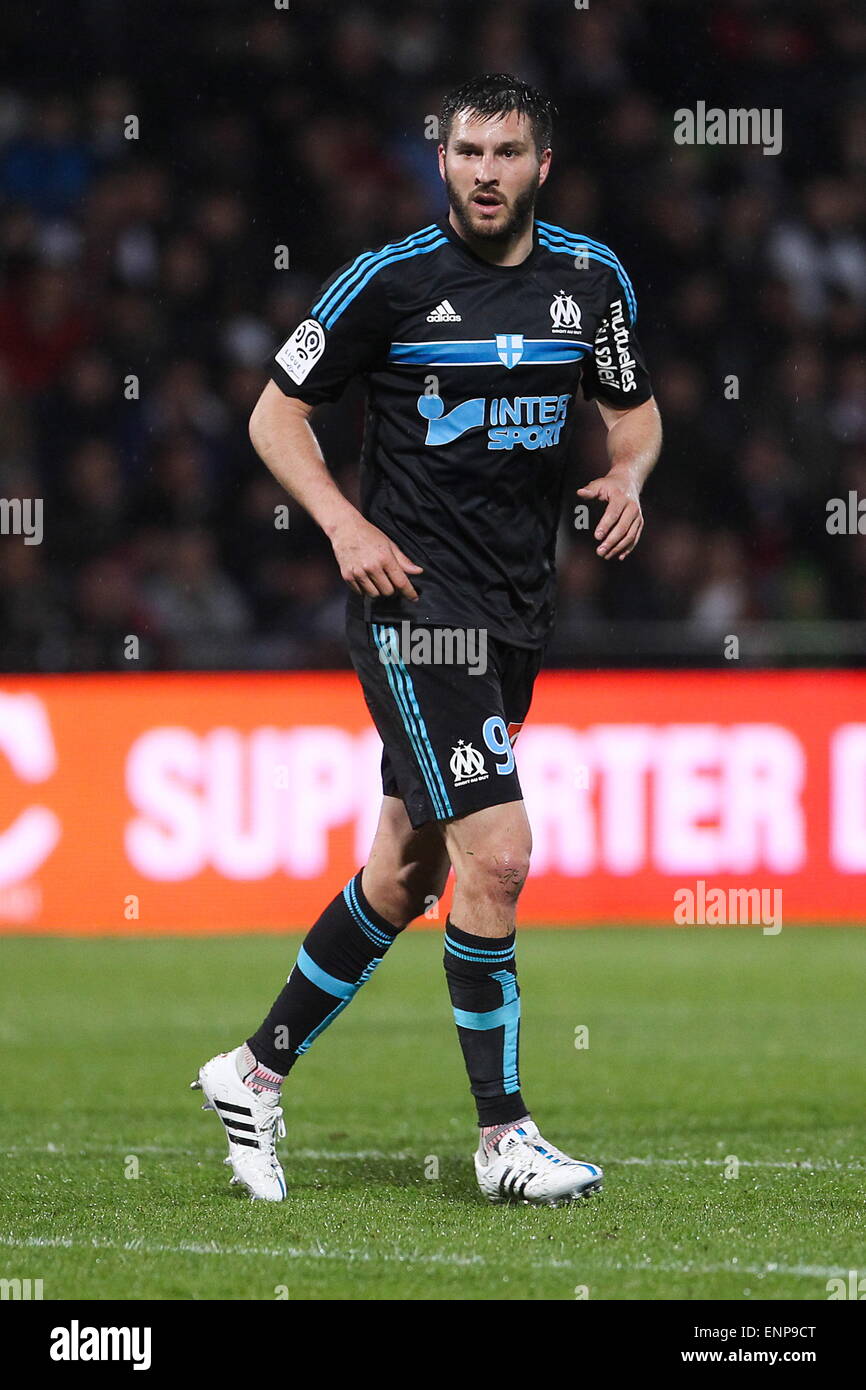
top-left (576, 473), bottom-right (644, 560)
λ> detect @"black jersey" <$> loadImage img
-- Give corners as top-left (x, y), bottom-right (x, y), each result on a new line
top-left (270, 214), bottom-right (653, 649)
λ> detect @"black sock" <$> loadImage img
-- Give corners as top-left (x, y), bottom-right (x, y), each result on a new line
top-left (247, 870), bottom-right (402, 1075)
top-left (443, 916), bottom-right (527, 1126)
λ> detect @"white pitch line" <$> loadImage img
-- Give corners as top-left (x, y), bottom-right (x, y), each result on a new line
top-left (0, 1235), bottom-right (850, 1280)
top-left (0, 1234), bottom-right (578, 1271)
top-left (603, 1259), bottom-right (854, 1280)
top-left (606, 1156), bottom-right (866, 1172)
top-left (4, 1144), bottom-right (864, 1172)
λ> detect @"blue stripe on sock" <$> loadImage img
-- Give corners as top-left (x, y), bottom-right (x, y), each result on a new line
top-left (295, 998), bottom-right (351, 1054)
top-left (343, 878), bottom-right (394, 949)
top-left (452, 998), bottom-right (520, 1031)
top-left (293, 946), bottom-right (384, 1054)
top-left (445, 934), bottom-right (514, 964)
top-left (491, 970), bottom-right (521, 1093)
top-left (296, 945), bottom-right (359, 1000)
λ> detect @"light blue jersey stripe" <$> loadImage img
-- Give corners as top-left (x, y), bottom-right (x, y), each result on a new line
top-left (316, 234), bottom-right (447, 328)
top-left (321, 240), bottom-right (447, 328)
top-left (313, 225), bottom-right (440, 322)
top-left (536, 222), bottom-right (637, 320)
top-left (538, 234), bottom-right (637, 320)
top-left (387, 339), bottom-right (589, 367)
top-left (537, 222), bottom-right (637, 304)
top-left (537, 220), bottom-right (636, 280)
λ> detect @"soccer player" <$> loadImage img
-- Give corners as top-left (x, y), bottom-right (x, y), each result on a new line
top-left (192, 73), bottom-right (662, 1204)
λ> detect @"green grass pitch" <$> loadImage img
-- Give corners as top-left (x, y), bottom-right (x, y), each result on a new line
top-left (1, 927), bottom-right (863, 1301)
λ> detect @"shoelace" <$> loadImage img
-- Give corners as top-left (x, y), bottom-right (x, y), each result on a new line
top-left (256, 1105), bottom-right (286, 1150)
top-left (530, 1140), bottom-right (580, 1170)
top-left (499, 1133), bottom-right (574, 1177)
top-left (503, 1144), bottom-right (581, 1200)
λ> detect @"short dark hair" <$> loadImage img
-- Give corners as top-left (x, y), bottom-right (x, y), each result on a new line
top-left (440, 73), bottom-right (555, 156)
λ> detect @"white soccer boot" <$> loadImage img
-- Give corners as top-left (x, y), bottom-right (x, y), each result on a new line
top-left (191, 1046), bottom-right (287, 1201)
top-left (474, 1119), bottom-right (603, 1205)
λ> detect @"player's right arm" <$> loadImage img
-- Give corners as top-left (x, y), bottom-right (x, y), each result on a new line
top-left (250, 252), bottom-right (422, 601)
top-left (249, 383), bottom-right (422, 601)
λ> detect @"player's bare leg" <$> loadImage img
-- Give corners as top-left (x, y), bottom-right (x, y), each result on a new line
top-left (361, 794), bottom-right (451, 927)
top-left (442, 800), bottom-right (603, 1204)
top-left (444, 799), bottom-right (532, 939)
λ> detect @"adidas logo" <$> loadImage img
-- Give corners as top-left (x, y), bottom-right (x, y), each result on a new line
top-left (426, 298), bottom-right (462, 322)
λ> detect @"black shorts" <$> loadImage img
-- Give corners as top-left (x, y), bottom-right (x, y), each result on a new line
top-left (346, 610), bottom-right (545, 829)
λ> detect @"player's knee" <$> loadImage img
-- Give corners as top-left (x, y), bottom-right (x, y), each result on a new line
top-left (459, 844), bottom-right (531, 907)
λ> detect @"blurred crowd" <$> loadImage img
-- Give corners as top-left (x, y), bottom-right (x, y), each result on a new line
top-left (1, 0), bottom-right (865, 671)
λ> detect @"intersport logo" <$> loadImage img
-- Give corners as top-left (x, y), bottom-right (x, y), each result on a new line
top-left (416, 391), bottom-right (570, 450)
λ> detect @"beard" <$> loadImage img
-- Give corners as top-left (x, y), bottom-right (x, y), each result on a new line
top-left (444, 170), bottom-right (538, 246)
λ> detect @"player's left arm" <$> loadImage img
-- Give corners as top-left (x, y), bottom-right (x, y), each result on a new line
top-left (577, 395), bottom-right (662, 560)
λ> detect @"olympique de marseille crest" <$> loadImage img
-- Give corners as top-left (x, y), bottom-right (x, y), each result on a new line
top-left (450, 739), bottom-right (488, 786)
top-left (549, 291), bottom-right (582, 333)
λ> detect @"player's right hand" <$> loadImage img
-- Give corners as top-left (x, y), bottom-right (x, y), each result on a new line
top-left (330, 513), bottom-right (423, 601)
